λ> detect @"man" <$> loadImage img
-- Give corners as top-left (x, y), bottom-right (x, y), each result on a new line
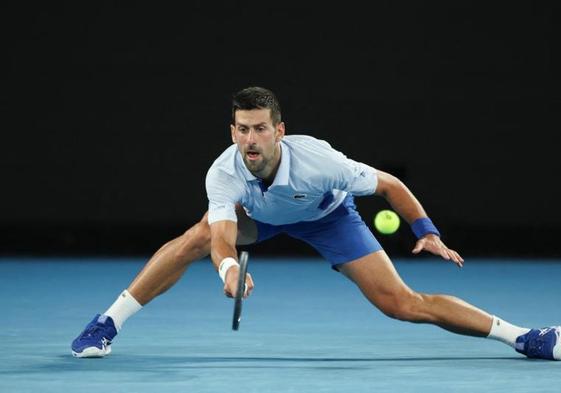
top-left (72, 87), bottom-right (560, 360)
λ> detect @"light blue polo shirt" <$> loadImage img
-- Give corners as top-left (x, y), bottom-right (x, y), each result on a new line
top-left (205, 134), bottom-right (378, 226)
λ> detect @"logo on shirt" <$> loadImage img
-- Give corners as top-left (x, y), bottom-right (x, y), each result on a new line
top-left (293, 194), bottom-right (307, 199)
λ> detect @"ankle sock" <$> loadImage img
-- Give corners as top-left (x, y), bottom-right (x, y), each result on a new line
top-left (487, 315), bottom-right (530, 347)
top-left (103, 290), bottom-right (142, 331)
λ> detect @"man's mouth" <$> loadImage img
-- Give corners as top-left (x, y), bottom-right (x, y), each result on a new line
top-left (246, 151), bottom-right (260, 161)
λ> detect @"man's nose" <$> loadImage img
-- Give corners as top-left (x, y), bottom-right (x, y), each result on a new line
top-left (247, 129), bottom-right (256, 143)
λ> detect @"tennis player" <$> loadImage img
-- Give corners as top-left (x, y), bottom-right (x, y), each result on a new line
top-left (71, 87), bottom-right (560, 360)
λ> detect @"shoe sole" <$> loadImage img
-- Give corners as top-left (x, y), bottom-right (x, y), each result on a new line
top-left (72, 345), bottom-right (112, 358)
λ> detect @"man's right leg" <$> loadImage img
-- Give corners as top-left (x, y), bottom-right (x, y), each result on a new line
top-left (126, 204), bottom-right (257, 306)
top-left (127, 215), bottom-right (212, 306)
top-left (71, 207), bottom-right (258, 358)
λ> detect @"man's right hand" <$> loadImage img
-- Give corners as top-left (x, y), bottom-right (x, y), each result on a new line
top-left (223, 265), bottom-right (254, 299)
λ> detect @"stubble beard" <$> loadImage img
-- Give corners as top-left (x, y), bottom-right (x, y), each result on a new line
top-left (243, 155), bottom-right (267, 174)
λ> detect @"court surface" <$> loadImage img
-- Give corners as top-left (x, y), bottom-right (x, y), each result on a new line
top-left (1, 257), bottom-right (560, 393)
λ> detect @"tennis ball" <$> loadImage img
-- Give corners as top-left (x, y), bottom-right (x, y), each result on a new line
top-left (374, 210), bottom-right (400, 235)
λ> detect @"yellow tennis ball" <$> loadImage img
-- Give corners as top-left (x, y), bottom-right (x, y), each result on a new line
top-left (374, 210), bottom-right (400, 235)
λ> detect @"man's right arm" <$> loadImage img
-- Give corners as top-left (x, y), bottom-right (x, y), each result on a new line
top-left (210, 220), bottom-right (254, 298)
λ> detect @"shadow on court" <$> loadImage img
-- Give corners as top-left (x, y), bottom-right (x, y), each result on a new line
top-left (9, 354), bottom-right (528, 376)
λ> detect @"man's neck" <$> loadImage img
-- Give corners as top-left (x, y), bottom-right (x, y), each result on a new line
top-left (253, 143), bottom-right (282, 186)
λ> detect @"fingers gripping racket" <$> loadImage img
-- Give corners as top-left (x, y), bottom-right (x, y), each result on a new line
top-left (232, 251), bottom-right (249, 331)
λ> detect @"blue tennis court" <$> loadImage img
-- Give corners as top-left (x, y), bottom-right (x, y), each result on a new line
top-left (1, 257), bottom-right (560, 393)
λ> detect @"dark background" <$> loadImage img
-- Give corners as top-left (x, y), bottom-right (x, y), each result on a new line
top-left (2, 2), bottom-right (559, 258)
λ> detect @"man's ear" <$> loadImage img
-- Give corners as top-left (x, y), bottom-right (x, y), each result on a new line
top-left (230, 124), bottom-right (236, 144)
top-left (275, 122), bottom-right (286, 142)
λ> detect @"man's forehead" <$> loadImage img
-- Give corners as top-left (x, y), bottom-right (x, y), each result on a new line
top-left (234, 108), bottom-right (272, 125)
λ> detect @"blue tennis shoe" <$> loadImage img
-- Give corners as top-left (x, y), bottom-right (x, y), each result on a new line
top-left (515, 326), bottom-right (561, 360)
top-left (71, 314), bottom-right (117, 358)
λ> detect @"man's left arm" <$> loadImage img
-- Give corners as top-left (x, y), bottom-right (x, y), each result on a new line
top-left (374, 170), bottom-right (464, 267)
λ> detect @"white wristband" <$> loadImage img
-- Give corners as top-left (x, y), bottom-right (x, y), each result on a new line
top-left (218, 257), bottom-right (239, 283)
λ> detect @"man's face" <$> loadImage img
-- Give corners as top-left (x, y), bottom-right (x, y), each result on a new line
top-left (231, 108), bottom-right (285, 177)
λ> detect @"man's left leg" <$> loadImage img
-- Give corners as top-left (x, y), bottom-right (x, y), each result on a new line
top-left (282, 195), bottom-right (559, 360)
top-left (338, 250), bottom-right (493, 336)
top-left (338, 250), bottom-right (560, 360)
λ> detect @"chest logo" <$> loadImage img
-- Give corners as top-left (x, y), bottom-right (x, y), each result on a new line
top-left (293, 194), bottom-right (307, 199)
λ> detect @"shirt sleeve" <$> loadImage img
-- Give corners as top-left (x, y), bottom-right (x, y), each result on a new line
top-left (317, 140), bottom-right (378, 196)
top-left (333, 158), bottom-right (378, 196)
top-left (339, 158), bottom-right (378, 196)
top-left (205, 167), bottom-right (246, 225)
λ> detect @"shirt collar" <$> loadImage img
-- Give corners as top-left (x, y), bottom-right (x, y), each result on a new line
top-left (236, 140), bottom-right (290, 187)
top-left (270, 140), bottom-right (290, 187)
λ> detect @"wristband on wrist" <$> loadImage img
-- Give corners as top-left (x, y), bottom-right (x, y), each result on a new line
top-left (411, 217), bottom-right (441, 239)
top-left (218, 257), bottom-right (239, 283)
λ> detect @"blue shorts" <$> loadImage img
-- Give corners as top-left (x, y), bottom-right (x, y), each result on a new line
top-left (255, 195), bottom-right (383, 270)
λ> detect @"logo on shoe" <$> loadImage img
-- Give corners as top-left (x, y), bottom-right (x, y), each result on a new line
top-left (101, 337), bottom-right (111, 348)
top-left (539, 328), bottom-right (552, 336)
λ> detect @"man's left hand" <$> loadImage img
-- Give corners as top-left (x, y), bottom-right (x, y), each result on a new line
top-left (412, 234), bottom-right (464, 268)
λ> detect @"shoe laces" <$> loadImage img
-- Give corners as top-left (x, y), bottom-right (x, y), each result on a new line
top-left (79, 323), bottom-right (111, 343)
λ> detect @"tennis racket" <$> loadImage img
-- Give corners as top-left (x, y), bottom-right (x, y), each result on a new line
top-left (232, 251), bottom-right (249, 331)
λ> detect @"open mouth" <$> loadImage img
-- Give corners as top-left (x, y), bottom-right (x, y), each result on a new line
top-left (246, 151), bottom-right (260, 161)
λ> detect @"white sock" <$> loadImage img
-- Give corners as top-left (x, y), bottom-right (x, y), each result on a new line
top-left (487, 315), bottom-right (530, 348)
top-left (103, 290), bottom-right (143, 332)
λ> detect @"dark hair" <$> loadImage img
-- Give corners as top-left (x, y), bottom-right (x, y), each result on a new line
top-left (231, 86), bottom-right (282, 125)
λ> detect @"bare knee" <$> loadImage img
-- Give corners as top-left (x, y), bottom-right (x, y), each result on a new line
top-left (175, 213), bottom-right (211, 261)
top-left (378, 291), bottom-right (427, 322)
